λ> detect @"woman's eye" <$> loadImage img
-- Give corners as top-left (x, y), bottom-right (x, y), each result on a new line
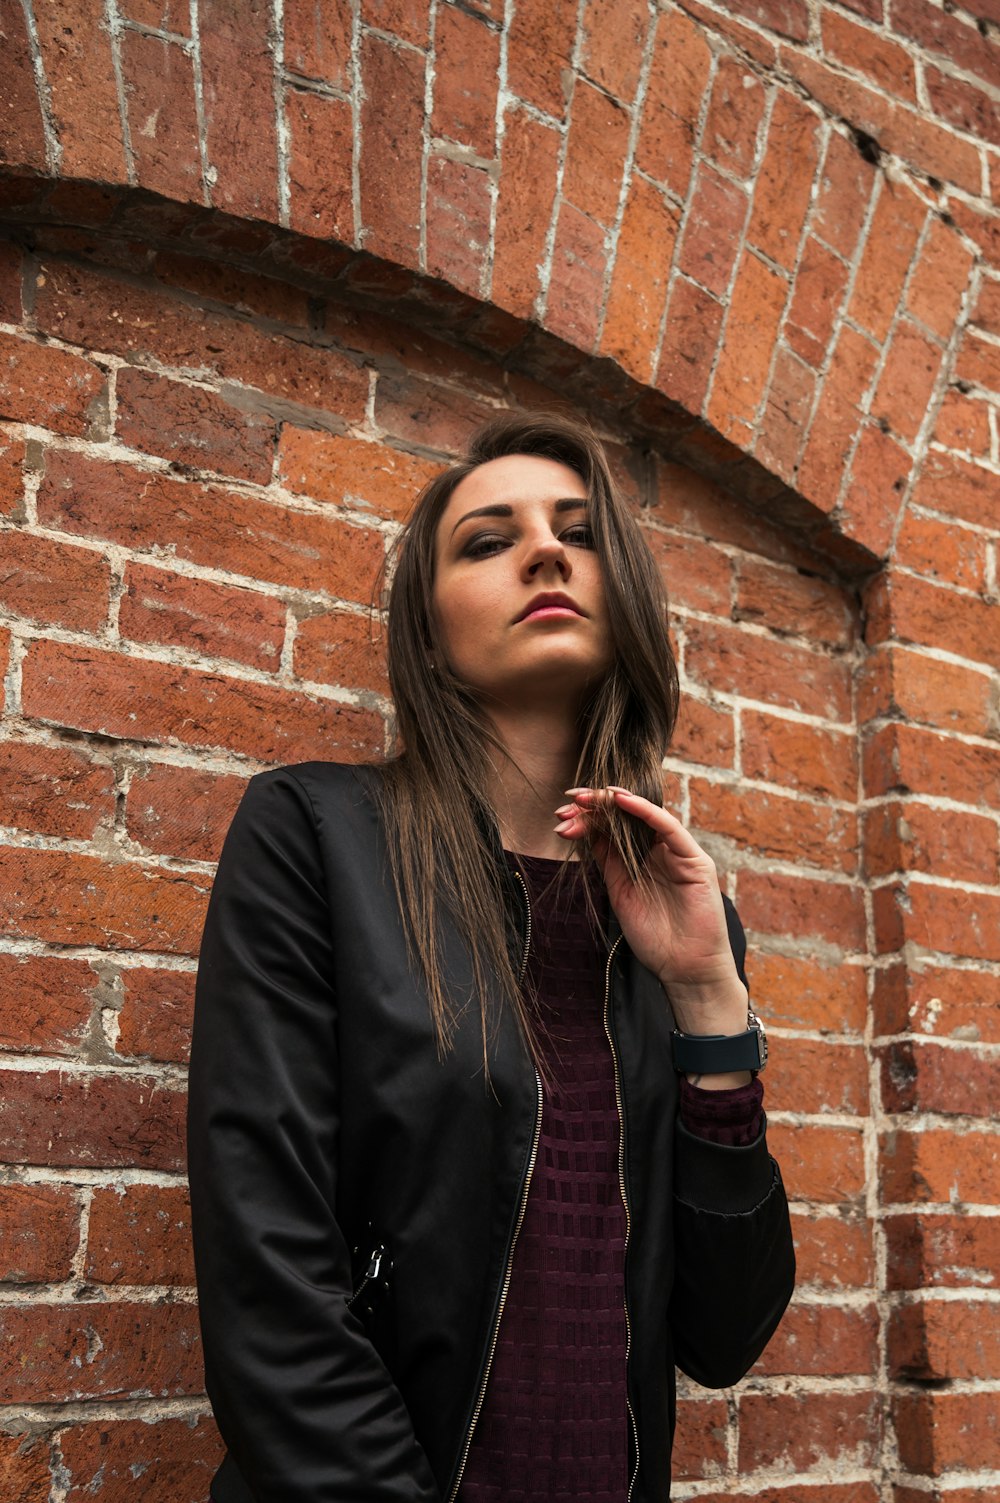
top-left (563, 524), bottom-right (595, 548)
top-left (464, 533), bottom-right (510, 559)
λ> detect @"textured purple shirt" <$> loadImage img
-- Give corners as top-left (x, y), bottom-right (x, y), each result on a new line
top-left (457, 855), bottom-right (762, 1502)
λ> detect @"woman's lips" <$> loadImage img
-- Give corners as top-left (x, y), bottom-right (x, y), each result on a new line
top-left (520, 604), bottom-right (583, 621)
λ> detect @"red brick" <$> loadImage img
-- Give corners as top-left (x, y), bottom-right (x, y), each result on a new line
top-left (756, 348), bottom-right (816, 483)
top-left (22, 638), bottom-right (383, 767)
top-left (891, 1299), bottom-right (1000, 1381)
top-left (737, 869), bottom-right (866, 949)
top-left (581, 0), bottom-right (647, 102)
top-left (652, 459), bottom-right (820, 568)
top-left (894, 1391), bottom-right (1000, 1474)
top-left (0, 1184), bottom-right (80, 1282)
top-left (126, 763), bottom-right (246, 864)
top-left (120, 562), bottom-right (285, 670)
top-left (869, 570), bottom-right (998, 669)
top-left (792, 1211), bottom-right (875, 1287)
top-left (294, 606), bottom-right (389, 697)
top-left (115, 965), bottom-right (196, 1064)
top-left (562, 80), bottom-right (630, 226)
top-left (881, 1127), bottom-right (1000, 1204)
top-left (0, 332), bottom-right (106, 437)
top-left (739, 1391), bottom-right (881, 1471)
top-left (839, 424), bottom-right (911, 556)
top-left (278, 427), bottom-right (439, 522)
top-left (600, 177), bottom-right (679, 383)
top-left (60, 1416), bottom-right (225, 1503)
top-left (691, 776), bottom-right (857, 873)
top-left (374, 373), bottom-right (497, 456)
top-left (932, 389), bottom-right (991, 456)
top-left (783, 237), bottom-right (850, 369)
top-left (891, 0), bottom-right (1000, 86)
top-left (287, 88), bottom-right (354, 243)
top-left (655, 277), bottom-right (724, 414)
top-left (872, 959), bottom-right (1000, 1043)
top-left (669, 695), bottom-right (735, 771)
top-left (284, 0), bottom-right (351, 87)
top-left (747, 92), bottom-right (821, 269)
top-left (506, 0), bottom-right (576, 116)
top-left (873, 320), bottom-right (946, 445)
top-left (543, 203), bottom-right (608, 352)
top-left (708, 252), bottom-right (788, 440)
top-left (675, 0), bottom-right (783, 58)
top-left (34, 0), bottom-right (127, 181)
top-left (697, 1490), bottom-right (878, 1503)
top-left (754, 1299), bottom-right (878, 1375)
top-left (910, 449), bottom-right (997, 530)
top-left (863, 721), bottom-right (1000, 810)
top-left (0, 429), bottom-right (26, 521)
top-left (896, 511), bottom-right (988, 593)
top-left (0, 0), bottom-right (47, 171)
top-left (865, 800), bottom-right (997, 884)
top-left (907, 216), bottom-right (976, 341)
top-left (120, 32), bottom-right (201, 200)
top-left (0, 1299), bottom-right (200, 1401)
top-left (822, 10), bottom-right (918, 100)
top-left (701, 57), bottom-right (767, 180)
top-left (151, 253), bottom-right (311, 327)
top-left (359, 0), bottom-right (428, 46)
top-left (115, 368), bottom-right (275, 482)
top-left (885, 1213), bottom-right (1000, 1291)
top-left (0, 952), bottom-right (99, 1056)
top-left (200, 0), bottom-right (278, 219)
top-left (927, 63), bottom-right (1000, 145)
top-left (493, 109), bottom-right (561, 319)
top-left (38, 449), bottom-right (385, 602)
top-left (676, 165), bottom-right (748, 299)
top-left (768, 1036), bottom-right (870, 1114)
top-left (814, 128), bottom-right (876, 259)
top-left (807, 329), bottom-right (881, 508)
top-left (0, 1069), bottom-right (186, 1171)
top-left (742, 709), bottom-right (857, 801)
top-left (735, 557), bottom-right (854, 647)
top-left (956, 328), bottom-right (1000, 394)
top-left (0, 240), bottom-right (23, 324)
top-left (0, 739), bottom-right (115, 841)
top-left (360, 34), bottom-right (424, 267)
top-left (751, 950), bottom-right (868, 1033)
top-left (974, 276), bottom-right (1000, 337)
top-left (86, 1184), bottom-right (194, 1285)
top-left (880, 1038), bottom-right (1000, 1116)
top-left (905, 882), bottom-right (1000, 963)
top-left (642, 525), bottom-right (732, 615)
top-left (425, 156), bottom-right (491, 299)
top-left (0, 1431), bottom-right (51, 1502)
top-left (670, 1397), bottom-right (727, 1480)
top-left (849, 178), bottom-right (928, 343)
top-left (684, 618), bottom-right (852, 720)
top-left (432, 4), bottom-right (498, 154)
top-left (636, 10), bottom-right (712, 198)
top-left (0, 528), bottom-right (110, 630)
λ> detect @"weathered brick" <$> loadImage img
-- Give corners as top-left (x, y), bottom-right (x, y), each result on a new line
top-left (814, 128), bottom-right (876, 259)
top-left (0, 429), bottom-right (26, 521)
top-left (0, 1069), bottom-right (186, 1171)
top-left (151, 252), bottom-right (311, 327)
top-left (60, 1416), bottom-right (225, 1503)
top-left (690, 776), bottom-right (858, 872)
top-left (698, 1489), bottom-right (878, 1503)
top-left (904, 882), bottom-right (1000, 963)
top-left (909, 449), bottom-right (997, 530)
top-left (792, 1211), bottom-right (875, 1287)
top-left (880, 1038), bottom-right (1000, 1116)
top-left (675, 165), bottom-right (748, 299)
top-left (493, 108), bottom-right (561, 318)
top-left (600, 176), bottom-right (679, 383)
top-left (200, 0), bottom-right (278, 219)
top-left (742, 709), bottom-right (857, 801)
top-left (115, 368), bottom-right (276, 482)
top-left (736, 869), bottom-right (866, 949)
top-left (359, 34), bottom-right (424, 267)
top-left (642, 526), bottom-right (732, 615)
top-left (766, 1037), bottom-right (870, 1114)
top-left (0, 528), bottom-right (110, 630)
top-left (891, 0), bottom-right (999, 86)
top-left (506, 0), bottom-right (576, 116)
top-left (974, 276), bottom-right (1000, 338)
top-left (865, 800), bottom-right (998, 884)
top-left (839, 423), bottom-right (911, 556)
top-left (581, 0), bottom-right (648, 102)
top-left (885, 1212), bottom-right (1000, 1290)
top-left (735, 557), bottom-right (854, 647)
top-left (0, 1430), bottom-right (51, 1502)
top-left (906, 216), bottom-right (976, 340)
top-left (895, 510), bottom-right (988, 593)
top-left (432, 3), bottom-right (499, 154)
top-left (34, 0), bottom-right (126, 181)
top-left (636, 10), bottom-right (712, 198)
top-left (0, 1300), bottom-right (200, 1401)
top-left (893, 1391), bottom-right (1000, 1474)
top-left (0, 1184), bottom-right (80, 1282)
top-left (86, 1184), bottom-right (194, 1285)
top-left (751, 949), bottom-right (868, 1033)
top-left (927, 63), bottom-right (1000, 146)
top-left (294, 606), bottom-right (389, 697)
top-left (425, 156), bottom-right (491, 299)
top-left (38, 449), bottom-right (385, 602)
top-left (675, 0), bottom-right (783, 57)
top-left (0, 239), bottom-right (24, 324)
top-left (375, 373), bottom-right (497, 455)
top-left (849, 177), bottom-right (928, 343)
top-left (872, 320), bottom-right (945, 445)
top-left (284, 0), bottom-right (351, 87)
top-left (684, 618), bottom-right (852, 720)
top-left (739, 1392), bottom-right (882, 1471)
top-left (753, 1300), bottom-right (878, 1375)
top-left (956, 328), bottom-right (1000, 395)
top-left (0, 0), bottom-right (48, 171)
top-left (287, 88), bottom-right (354, 243)
top-left (668, 694), bottom-right (735, 771)
top-left (124, 762), bottom-right (244, 864)
top-left (0, 739), bottom-right (115, 841)
top-left (115, 964), bottom-right (197, 1064)
top-left (709, 251), bottom-right (788, 440)
top-left (278, 427), bottom-right (439, 521)
top-left (562, 79), bottom-right (630, 226)
top-left (120, 32), bottom-right (201, 201)
top-left (821, 9), bottom-right (918, 100)
top-left (863, 721), bottom-right (1000, 810)
top-left (748, 92), bottom-right (821, 270)
top-left (359, 0), bottom-right (429, 47)
top-left (932, 389), bottom-right (992, 456)
top-left (543, 203), bottom-right (608, 353)
top-left (21, 638), bottom-right (384, 766)
top-left (872, 959), bottom-right (1000, 1044)
top-left (0, 952), bottom-right (98, 1056)
top-left (120, 561), bottom-right (286, 670)
top-left (655, 277), bottom-right (724, 415)
top-left (0, 331), bottom-right (106, 437)
top-left (867, 569), bottom-right (998, 669)
top-left (670, 1395), bottom-right (727, 1480)
top-left (881, 1127), bottom-right (1000, 1204)
top-left (783, 237), bottom-right (851, 369)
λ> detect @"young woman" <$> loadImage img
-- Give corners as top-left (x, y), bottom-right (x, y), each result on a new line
top-left (187, 413), bottom-right (795, 1503)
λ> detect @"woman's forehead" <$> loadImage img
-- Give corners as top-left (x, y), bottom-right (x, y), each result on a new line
top-left (441, 453), bottom-right (588, 518)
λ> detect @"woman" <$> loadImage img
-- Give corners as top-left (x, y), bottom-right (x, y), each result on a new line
top-left (187, 413), bottom-right (795, 1503)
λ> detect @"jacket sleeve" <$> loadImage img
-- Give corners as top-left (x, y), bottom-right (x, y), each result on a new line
top-left (186, 768), bottom-right (441, 1503)
top-left (667, 900), bottom-right (796, 1388)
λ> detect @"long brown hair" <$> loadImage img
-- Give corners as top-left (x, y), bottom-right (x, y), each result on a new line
top-left (374, 412), bottom-right (679, 1064)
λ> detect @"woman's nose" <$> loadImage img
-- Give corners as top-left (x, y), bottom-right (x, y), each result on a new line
top-left (523, 535), bottom-right (571, 578)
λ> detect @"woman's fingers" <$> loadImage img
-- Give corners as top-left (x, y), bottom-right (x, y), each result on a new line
top-left (561, 787), bottom-right (706, 862)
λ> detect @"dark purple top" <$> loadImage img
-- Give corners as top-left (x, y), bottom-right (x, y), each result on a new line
top-left (458, 855), bottom-right (763, 1502)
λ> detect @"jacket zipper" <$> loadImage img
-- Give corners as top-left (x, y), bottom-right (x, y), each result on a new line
top-left (447, 869), bottom-right (542, 1503)
top-left (603, 931), bottom-right (640, 1502)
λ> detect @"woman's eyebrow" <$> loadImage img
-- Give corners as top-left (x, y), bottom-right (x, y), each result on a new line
top-left (450, 497), bottom-right (587, 537)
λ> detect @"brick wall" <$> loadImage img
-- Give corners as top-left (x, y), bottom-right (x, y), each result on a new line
top-left (0, 1), bottom-right (998, 1500)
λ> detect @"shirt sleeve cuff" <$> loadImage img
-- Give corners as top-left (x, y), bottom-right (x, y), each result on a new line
top-left (679, 1077), bottom-right (765, 1146)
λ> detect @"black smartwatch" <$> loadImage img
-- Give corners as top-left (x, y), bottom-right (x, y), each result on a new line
top-left (671, 1006), bottom-right (768, 1075)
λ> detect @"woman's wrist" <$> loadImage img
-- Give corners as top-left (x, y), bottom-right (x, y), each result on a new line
top-left (662, 974), bottom-right (750, 1039)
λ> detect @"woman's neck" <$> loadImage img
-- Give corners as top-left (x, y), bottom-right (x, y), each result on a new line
top-left (486, 708), bottom-right (581, 859)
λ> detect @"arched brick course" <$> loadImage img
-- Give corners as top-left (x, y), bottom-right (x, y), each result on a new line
top-left (1, 1), bottom-right (998, 1499)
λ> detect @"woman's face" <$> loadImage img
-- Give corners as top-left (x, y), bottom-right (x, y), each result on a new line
top-left (432, 453), bottom-right (613, 713)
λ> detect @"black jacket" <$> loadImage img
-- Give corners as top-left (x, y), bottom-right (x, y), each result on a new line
top-left (187, 762), bottom-right (794, 1503)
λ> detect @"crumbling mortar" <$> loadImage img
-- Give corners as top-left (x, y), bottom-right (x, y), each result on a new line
top-left (105, 0), bottom-right (138, 189)
top-left (19, 0), bottom-right (63, 176)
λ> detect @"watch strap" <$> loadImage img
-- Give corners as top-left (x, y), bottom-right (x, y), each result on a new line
top-left (672, 1022), bottom-right (767, 1075)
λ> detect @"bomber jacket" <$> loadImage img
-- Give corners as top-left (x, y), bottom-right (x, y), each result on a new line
top-left (187, 761), bottom-right (795, 1503)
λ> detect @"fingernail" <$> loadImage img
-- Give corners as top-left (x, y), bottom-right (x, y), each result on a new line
top-left (565, 786), bottom-right (591, 798)
top-left (554, 804), bottom-right (576, 818)
top-left (554, 818), bottom-right (575, 834)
